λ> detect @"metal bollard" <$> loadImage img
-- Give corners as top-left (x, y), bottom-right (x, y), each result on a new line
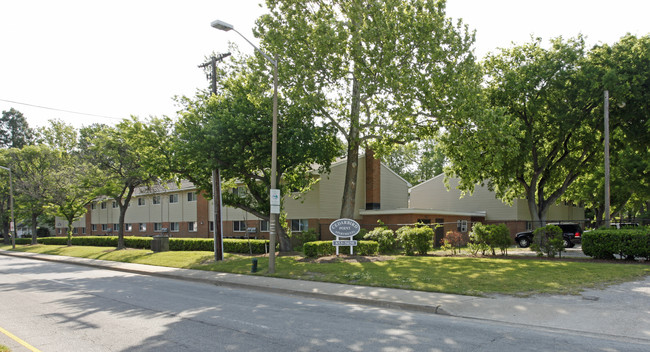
top-left (251, 258), bottom-right (258, 273)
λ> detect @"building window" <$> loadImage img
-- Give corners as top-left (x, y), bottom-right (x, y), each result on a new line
top-left (92, 224), bottom-right (97, 231)
top-left (153, 196), bottom-right (161, 205)
top-left (187, 192), bottom-right (197, 202)
top-left (101, 202), bottom-right (107, 209)
top-left (209, 221), bottom-right (214, 232)
top-left (170, 222), bottom-right (179, 232)
top-left (91, 203), bottom-right (96, 210)
top-left (233, 221), bottom-right (246, 232)
top-left (291, 219), bottom-right (308, 232)
top-left (73, 228), bottom-right (78, 234)
top-left (232, 186), bottom-right (246, 197)
top-left (81, 227), bottom-right (86, 234)
top-left (113, 224), bottom-right (120, 231)
top-left (169, 194), bottom-right (179, 204)
top-left (260, 220), bottom-right (269, 232)
top-left (139, 223), bottom-right (147, 232)
top-left (457, 220), bottom-right (468, 232)
top-left (154, 223), bottom-right (162, 232)
top-left (125, 223), bottom-right (132, 232)
top-left (112, 201), bottom-right (118, 208)
top-left (101, 224), bottom-right (108, 231)
top-left (138, 198), bottom-right (146, 206)
top-left (188, 222), bottom-right (197, 232)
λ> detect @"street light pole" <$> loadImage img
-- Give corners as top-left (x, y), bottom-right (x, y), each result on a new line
top-left (0, 166), bottom-right (15, 249)
top-left (211, 19), bottom-right (278, 273)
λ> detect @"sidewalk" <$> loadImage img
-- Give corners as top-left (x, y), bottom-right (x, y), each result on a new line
top-left (2, 250), bottom-right (649, 342)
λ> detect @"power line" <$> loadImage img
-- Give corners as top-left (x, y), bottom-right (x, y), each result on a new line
top-left (0, 98), bottom-right (124, 121)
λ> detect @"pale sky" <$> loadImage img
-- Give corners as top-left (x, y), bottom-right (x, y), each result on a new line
top-left (1, 0), bottom-right (648, 130)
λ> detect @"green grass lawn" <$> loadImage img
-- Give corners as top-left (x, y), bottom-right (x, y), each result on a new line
top-left (2, 244), bottom-right (648, 296)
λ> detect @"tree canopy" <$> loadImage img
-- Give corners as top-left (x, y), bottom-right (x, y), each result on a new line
top-left (257, 0), bottom-right (480, 218)
top-left (441, 36), bottom-right (604, 225)
top-left (173, 56), bottom-right (341, 251)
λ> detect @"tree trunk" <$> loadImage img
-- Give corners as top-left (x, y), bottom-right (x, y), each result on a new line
top-left (277, 216), bottom-right (292, 252)
top-left (31, 213), bottom-right (38, 245)
top-left (340, 75), bottom-right (362, 219)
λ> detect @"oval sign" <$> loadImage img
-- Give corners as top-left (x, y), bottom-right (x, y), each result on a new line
top-left (329, 218), bottom-right (361, 237)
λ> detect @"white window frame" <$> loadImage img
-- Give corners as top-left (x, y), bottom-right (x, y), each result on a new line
top-left (101, 224), bottom-right (108, 231)
top-left (154, 223), bottom-right (163, 232)
top-left (169, 194), bottom-right (179, 204)
top-left (112, 201), bottom-right (118, 208)
top-left (92, 224), bottom-right (97, 231)
top-left (170, 222), bottom-right (179, 232)
top-left (101, 202), bottom-right (107, 209)
top-left (260, 220), bottom-right (269, 232)
top-left (139, 223), bottom-right (147, 232)
top-left (113, 223), bottom-right (120, 231)
top-left (125, 223), bottom-right (132, 232)
top-left (187, 192), bottom-right (197, 202)
top-left (188, 221), bottom-right (197, 232)
top-left (209, 221), bottom-right (214, 232)
top-left (91, 203), bottom-right (96, 210)
top-left (152, 196), bottom-right (161, 205)
top-left (138, 198), bottom-right (146, 206)
top-left (291, 219), bottom-right (308, 232)
top-left (233, 221), bottom-right (246, 232)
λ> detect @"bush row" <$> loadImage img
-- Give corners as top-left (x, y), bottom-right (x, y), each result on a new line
top-left (582, 229), bottom-right (650, 260)
top-left (303, 240), bottom-right (379, 257)
top-left (35, 236), bottom-right (271, 254)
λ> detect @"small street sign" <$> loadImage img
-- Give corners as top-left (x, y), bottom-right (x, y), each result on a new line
top-left (332, 240), bottom-right (357, 246)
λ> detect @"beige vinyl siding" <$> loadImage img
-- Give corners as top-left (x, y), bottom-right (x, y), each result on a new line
top-left (284, 181), bottom-right (321, 219)
top-left (410, 176), bottom-right (517, 220)
top-left (318, 160), bottom-right (348, 219)
top-left (380, 166), bottom-right (408, 210)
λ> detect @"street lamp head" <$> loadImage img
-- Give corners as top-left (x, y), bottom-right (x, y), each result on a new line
top-left (211, 20), bottom-right (234, 32)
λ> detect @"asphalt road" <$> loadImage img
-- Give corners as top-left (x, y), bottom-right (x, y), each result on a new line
top-left (1, 255), bottom-right (648, 352)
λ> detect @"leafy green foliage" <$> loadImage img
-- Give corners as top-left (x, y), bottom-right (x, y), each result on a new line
top-left (441, 36), bottom-right (604, 224)
top-left (258, 0), bottom-right (481, 218)
top-left (174, 56), bottom-right (341, 251)
top-left (0, 108), bottom-right (34, 148)
top-left (35, 236), bottom-right (272, 254)
top-left (396, 225), bottom-right (433, 256)
top-left (363, 227), bottom-right (398, 254)
top-left (531, 225), bottom-right (564, 258)
top-left (469, 223), bottom-right (511, 256)
top-left (303, 240), bottom-right (379, 257)
top-left (582, 229), bottom-right (650, 260)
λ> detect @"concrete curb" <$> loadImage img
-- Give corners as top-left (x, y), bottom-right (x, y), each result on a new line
top-left (0, 250), bottom-right (450, 315)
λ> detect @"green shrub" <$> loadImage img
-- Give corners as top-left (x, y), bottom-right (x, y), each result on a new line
top-left (531, 225), bottom-right (564, 258)
top-left (363, 227), bottom-right (397, 254)
top-left (582, 229), bottom-right (650, 260)
top-left (14, 238), bottom-right (32, 245)
top-left (470, 222), bottom-right (512, 256)
top-left (303, 240), bottom-right (378, 257)
top-left (35, 236), bottom-right (270, 254)
top-left (396, 225), bottom-right (433, 256)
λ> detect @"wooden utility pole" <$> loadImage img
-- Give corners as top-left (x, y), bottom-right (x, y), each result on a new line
top-left (199, 52), bottom-right (230, 261)
top-left (604, 90), bottom-right (611, 228)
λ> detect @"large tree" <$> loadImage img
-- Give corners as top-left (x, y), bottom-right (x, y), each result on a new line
top-left (174, 56), bottom-right (341, 251)
top-left (80, 117), bottom-right (171, 249)
top-left (382, 138), bottom-right (446, 185)
top-left (6, 145), bottom-right (61, 244)
top-left (257, 0), bottom-right (480, 218)
top-left (564, 35), bottom-right (650, 223)
top-left (1, 108), bottom-right (34, 149)
top-left (441, 36), bottom-right (604, 226)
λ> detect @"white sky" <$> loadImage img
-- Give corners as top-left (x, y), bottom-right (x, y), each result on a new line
top-left (1, 0), bottom-right (648, 130)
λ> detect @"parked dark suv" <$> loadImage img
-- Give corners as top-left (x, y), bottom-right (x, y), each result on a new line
top-left (515, 223), bottom-right (583, 248)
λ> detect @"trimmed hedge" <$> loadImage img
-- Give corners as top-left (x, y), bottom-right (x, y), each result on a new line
top-left (582, 229), bottom-right (650, 260)
top-left (35, 236), bottom-right (271, 254)
top-left (396, 225), bottom-right (433, 256)
top-left (303, 240), bottom-right (379, 257)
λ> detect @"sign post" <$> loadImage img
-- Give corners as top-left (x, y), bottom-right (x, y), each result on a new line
top-left (329, 218), bottom-right (361, 255)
